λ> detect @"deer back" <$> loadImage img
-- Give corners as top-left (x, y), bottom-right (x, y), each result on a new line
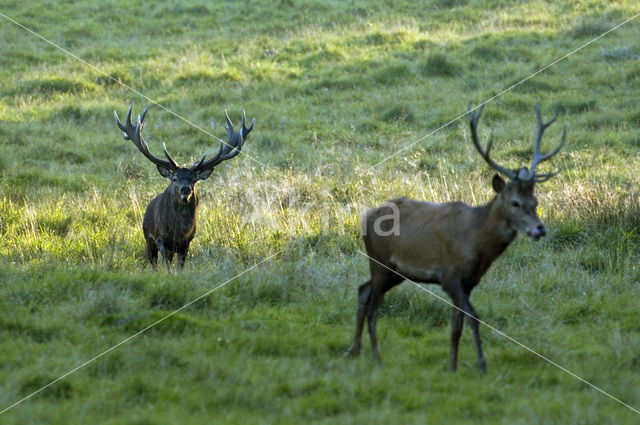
top-left (363, 183), bottom-right (541, 283)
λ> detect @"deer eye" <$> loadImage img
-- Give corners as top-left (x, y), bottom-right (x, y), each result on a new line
top-left (511, 200), bottom-right (521, 208)
top-left (171, 175), bottom-right (178, 182)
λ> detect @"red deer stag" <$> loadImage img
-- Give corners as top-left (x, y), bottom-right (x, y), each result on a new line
top-left (347, 104), bottom-right (565, 372)
top-left (114, 102), bottom-right (254, 269)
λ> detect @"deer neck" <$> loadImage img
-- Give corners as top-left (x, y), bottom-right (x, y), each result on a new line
top-left (164, 187), bottom-right (199, 213)
top-left (474, 197), bottom-right (517, 267)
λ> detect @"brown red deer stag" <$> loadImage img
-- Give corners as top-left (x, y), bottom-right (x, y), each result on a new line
top-left (347, 104), bottom-right (565, 372)
top-left (114, 102), bottom-right (254, 270)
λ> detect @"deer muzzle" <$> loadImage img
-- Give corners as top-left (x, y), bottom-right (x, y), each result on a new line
top-left (527, 224), bottom-right (546, 241)
top-left (179, 186), bottom-right (193, 202)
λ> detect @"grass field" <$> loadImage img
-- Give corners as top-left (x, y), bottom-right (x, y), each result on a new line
top-left (1, 0), bottom-right (640, 423)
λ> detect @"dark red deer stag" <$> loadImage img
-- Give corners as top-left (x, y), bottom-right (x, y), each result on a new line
top-left (114, 102), bottom-right (254, 269)
top-left (347, 104), bottom-right (565, 372)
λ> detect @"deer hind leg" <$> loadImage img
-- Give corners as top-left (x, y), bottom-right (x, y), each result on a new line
top-left (366, 290), bottom-right (383, 364)
top-left (449, 308), bottom-right (464, 372)
top-left (347, 280), bottom-right (371, 357)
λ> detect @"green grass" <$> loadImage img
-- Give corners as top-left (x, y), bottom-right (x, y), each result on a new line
top-left (1, 0), bottom-right (640, 423)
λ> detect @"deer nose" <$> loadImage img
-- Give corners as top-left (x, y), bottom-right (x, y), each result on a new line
top-left (180, 186), bottom-right (191, 196)
top-left (528, 224), bottom-right (546, 240)
top-left (538, 225), bottom-right (546, 237)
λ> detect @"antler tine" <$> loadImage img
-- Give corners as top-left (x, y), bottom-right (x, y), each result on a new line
top-left (189, 109), bottom-right (245, 171)
top-left (215, 110), bottom-right (244, 160)
top-left (223, 110), bottom-right (237, 154)
top-left (191, 110), bottom-right (252, 172)
top-left (467, 103), bottom-right (517, 180)
top-left (242, 109), bottom-right (255, 137)
top-left (533, 169), bottom-right (561, 182)
top-left (114, 102), bottom-right (133, 139)
top-left (162, 143), bottom-right (179, 169)
top-left (530, 104), bottom-right (565, 177)
top-left (191, 152), bottom-right (208, 170)
top-left (114, 102), bottom-right (175, 171)
top-left (139, 104), bottom-right (150, 130)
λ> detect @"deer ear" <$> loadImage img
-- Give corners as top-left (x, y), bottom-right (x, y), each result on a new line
top-left (492, 174), bottom-right (505, 193)
top-left (195, 168), bottom-right (214, 181)
top-left (157, 164), bottom-right (172, 179)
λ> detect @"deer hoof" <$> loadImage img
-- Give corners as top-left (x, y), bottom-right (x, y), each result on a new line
top-left (478, 358), bottom-right (488, 373)
top-left (345, 345), bottom-right (361, 358)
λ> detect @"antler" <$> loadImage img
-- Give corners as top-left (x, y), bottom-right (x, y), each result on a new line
top-left (114, 102), bottom-right (179, 171)
top-left (467, 104), bottom-right (517, 180)
top-left (529, 104), bottom-right (566, 181)
top-left (190, 110), bottom-right (254, 173)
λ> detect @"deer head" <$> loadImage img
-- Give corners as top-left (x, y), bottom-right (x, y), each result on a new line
top-left (114, 102), bottom-right (254, 203)
top-left (468, 104), bottom-right (565, 240)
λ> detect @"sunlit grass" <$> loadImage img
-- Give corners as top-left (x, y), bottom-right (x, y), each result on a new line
top-left (1, 0), bottom-right (640, 424)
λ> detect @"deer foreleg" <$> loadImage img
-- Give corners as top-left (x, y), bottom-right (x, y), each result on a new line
top-left (164, 251), bottom-right (175, 271)
top-left (462, 295), bottom-right (487, 373)
top-left (177, 245), bottom-right (189, 269)
top-left (146, 238), bottom-right (158, 270)
top-left (445, 282), bottom-right (486, 372)
top-left (155, 241), bottom-right (174, 271)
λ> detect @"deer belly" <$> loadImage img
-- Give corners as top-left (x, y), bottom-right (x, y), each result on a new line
top-left (150, 223), bottom-right (194, 248)
top-left (390, 256), bottom-right (442, 282)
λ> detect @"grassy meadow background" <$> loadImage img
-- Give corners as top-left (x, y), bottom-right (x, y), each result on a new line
top-left (1, 0), bottom-right (640, 423)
